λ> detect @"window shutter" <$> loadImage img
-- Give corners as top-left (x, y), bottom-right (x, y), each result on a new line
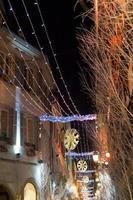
top-left (20, 112), bottom-right (24, 146)
top-left (23, 117), bottom-right (27, 144)
top-left (34, 117), bottom-right (39, 150)
top-left (27, 119), bottom-right (33, 144)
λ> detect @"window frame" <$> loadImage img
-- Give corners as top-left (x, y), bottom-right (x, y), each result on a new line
top-left (0, 51), bottom-right (16, 83)
top-left (24, 116), bottom-right (35, 144)
top-left (0, 109), bottom-right (9, 138)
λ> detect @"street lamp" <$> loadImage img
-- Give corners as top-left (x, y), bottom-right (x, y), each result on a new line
top-left (105, 152), bottom-right (110, 158)
top-left (92, 152), bottom-right (99, 162)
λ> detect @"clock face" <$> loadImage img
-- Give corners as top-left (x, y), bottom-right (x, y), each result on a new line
top-left (64, 129), bottom-right (80, 151)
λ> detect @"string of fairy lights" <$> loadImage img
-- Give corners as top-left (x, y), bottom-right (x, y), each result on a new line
top-left (0, 52), bottom-right (44, 115)
top-left (0, 32), bottom-right (48, 115)
top-left (12, 0), bottom-right (96, 195)
top-left (8, 0), bottom-right (76, 115)
top-left (0, 1), bottom-right (103, 199)
top-left (1, 80), bottom-right (39, 116)
top-left (34, 0), bottom-right (80, 114)
top-left (6, 2), bottom-right (68, 116)
top-left (72, 120), bottom-right (93, 198)
top-left (1, 9), bottom-right (67, 116)
top-left (71, 121), bottom-right (95, 199)
top-left (2, 3), bottom-right (97, 191)
top-left (0, 6), bottom-right (96, 122)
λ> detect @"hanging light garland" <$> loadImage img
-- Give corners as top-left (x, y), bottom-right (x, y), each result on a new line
top-left (65, 151), bottom-right (94, 157)
top-left (6, 0), bottom-right (73, 115)
top-left (76, 170), bottom-right (96, 174)
top-left (40, 114), bottom-right (96, 122)
top-left (5, 1), bottom-right (98, 123)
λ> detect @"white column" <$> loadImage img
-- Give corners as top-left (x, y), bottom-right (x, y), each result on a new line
top-left (14, 86), bottom-right (21, 154)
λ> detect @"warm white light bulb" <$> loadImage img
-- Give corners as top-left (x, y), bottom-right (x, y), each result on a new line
top-left (93, 154), bottom-right (99, 162)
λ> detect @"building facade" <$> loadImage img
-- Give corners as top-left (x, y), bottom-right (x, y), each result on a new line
top-left (0, 22), bottom-right (53, 199)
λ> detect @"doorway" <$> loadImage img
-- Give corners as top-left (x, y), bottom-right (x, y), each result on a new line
top-left (0, 185), bottom-right (10, 200)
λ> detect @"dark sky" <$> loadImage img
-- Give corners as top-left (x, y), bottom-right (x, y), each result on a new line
top-left (3, 0), bottom-right (94, 115)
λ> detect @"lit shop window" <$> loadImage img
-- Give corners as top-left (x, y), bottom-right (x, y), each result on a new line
top-left (24, 183), bottom-right (37, 200)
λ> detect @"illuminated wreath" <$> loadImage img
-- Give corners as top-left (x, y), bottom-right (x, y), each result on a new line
top-left (82, 176), bottom-right (89, 183)
top-left (64, 129), bottom-right (79, 151)
top-left (77, 160), bottom-right (88, 172)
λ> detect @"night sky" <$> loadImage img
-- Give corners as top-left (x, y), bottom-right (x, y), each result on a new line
top-left (3, 0), bottom-right (94, 115)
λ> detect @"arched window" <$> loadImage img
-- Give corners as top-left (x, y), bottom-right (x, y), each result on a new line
top-left (24, 183), bottom-right (37, 200)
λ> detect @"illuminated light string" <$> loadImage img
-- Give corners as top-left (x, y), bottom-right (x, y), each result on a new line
top-left (82, 121), bottom-right (88, 153)
top-left (0, 54), bottom-right (44, 115)
top-left (40, 114), bottom-right (96, 122)
top-left (73, 122), bottom-right (94, 194)
top-left (3, 1), bottom-right (70, 115)
top-left (6, 1), bottom-right (67, 116)
top-left (2, 3), bottom-right (97, 169)
top-left (0, 12), bottom-right (64, 116)
top-left (1, 81), bottom-right (39, 118)
top-left (65, 151), bottom-right (94, 157)
top-left (1, 81), bottom-right (40, 156)
top-left (1, 81), bottom-right (42, 118)
top-left (85, 121), bottom-right (91, 153)
top-left (0, 40), bottom-right (47, 115)
top-left (9, 0), bottom-right (75, 115)
top-left (0, 30), bottom-right (96, 125)
top-left (34, 0), bottom-right (80, 114)
top-left (77, 121), bottom-right (83, 156)
top-left (77, 178), bottom-right (94, 182)
top-left (0, 20), bottom-right (50, 114)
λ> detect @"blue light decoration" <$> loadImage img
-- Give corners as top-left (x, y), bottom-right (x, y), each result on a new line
top-left (77, 179), bottom-right (94, 183)
top-left (65, 151), bottom-right (94, 157)
top-left (76, 170), bottom-right (96, 174)
top-left (40, 114), bottom-right (96, 123)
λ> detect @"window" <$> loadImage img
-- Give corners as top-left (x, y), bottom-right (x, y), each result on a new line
top-left (0, 185), bottom-right (10, 200)
top-left (27, 119), bottom-right (34, 143)
top-left (0, 110), bottom-right (8, 138)
top-left (24, 183), bottom-right (37, 200)
top-left (24, 117), bottom-right (34, 144)
top-left (24, 67), bottom-right (33, 91)
top-left (0, 52), bottom-right (15, 83)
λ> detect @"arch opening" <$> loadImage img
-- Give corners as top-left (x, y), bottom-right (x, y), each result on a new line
top-left (24, 183), bottom-right (37, 200)
top-left (0, 185), bottom-right (12, 200)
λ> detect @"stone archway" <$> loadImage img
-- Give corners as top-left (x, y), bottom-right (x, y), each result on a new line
top-left (0, 185), bottom-right (13, 200)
